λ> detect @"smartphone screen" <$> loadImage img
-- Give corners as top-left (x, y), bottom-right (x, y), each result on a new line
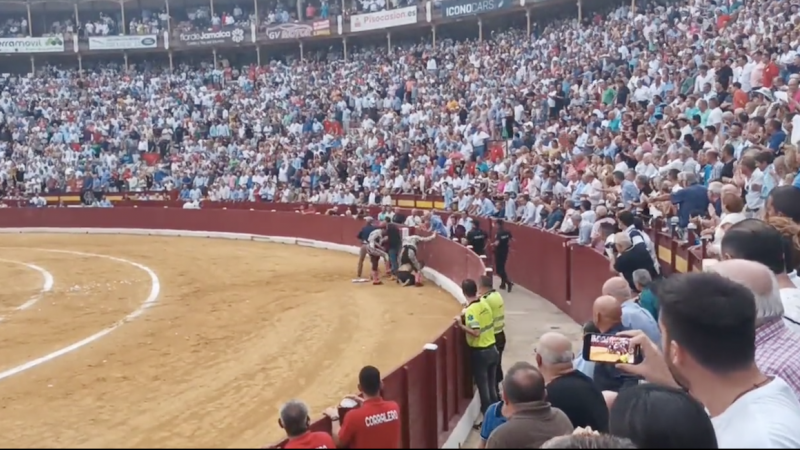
top-left (583, 333), bottom-right (641, 364)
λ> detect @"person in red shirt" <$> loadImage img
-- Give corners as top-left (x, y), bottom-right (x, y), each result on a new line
top-left (280, 400), bottom-right (336, 449)
top-left (324, 366), bottom-right (401, 449)
top-left (763, 55), bottom-right (780, 89)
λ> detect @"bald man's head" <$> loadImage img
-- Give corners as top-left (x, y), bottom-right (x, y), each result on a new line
top-left (709, 259), bottom-right (784, 324)
top-left (594, 295), bottom-right (622, 330)
top-left (536, 332), bottom-right (574, 367)
top-left (721, 184), bottom-right (739, 197)
top-left (602, 277), bottom-right (632, 302)
top-left (502, 362), bottom-right (546, 405)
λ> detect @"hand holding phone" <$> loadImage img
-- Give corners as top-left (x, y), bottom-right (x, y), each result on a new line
top-left (613, 330), bottom-right (681, 388)
top-left (582, 333), bottom-right (643, 364)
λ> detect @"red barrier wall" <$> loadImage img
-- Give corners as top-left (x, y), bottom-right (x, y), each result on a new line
top-left (568, 245), bottom-right (615, 324)
top-left (466, 220), bottom-right (682, 326)
top-left (1, 207), bottom-right (694, 447)
top-left (0, 208), bottom-right (480, 449)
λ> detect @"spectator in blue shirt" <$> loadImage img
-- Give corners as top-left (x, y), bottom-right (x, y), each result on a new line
top-left (651, 172), bottom-right (709, 228)
top-left (443, 184), bottom-right (454, 210)
top-left (766, 119), bottom-right (787, 153)
top-left (478, 193), bottom-right (497, 217)
top-left (426, 211), bottom-right (449, 237)
top-left (479, 401), bottom-right (507, 446)
top-left (574, 321), bottom-right (599, 380)
top-left (614, 171), bottom-right (640, 209)
top-left (545, 202), bottom-right (565, 230)
top-left (504, 193), bottom-right (517, 221)
top-left (602, 277), bottom-right (661, 347)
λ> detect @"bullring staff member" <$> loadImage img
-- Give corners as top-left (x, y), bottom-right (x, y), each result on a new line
top-left (396, 262), bottom-right (419, 286)
top-left (493, 219), bottom-right (513, 292)
top-left (386, 221), bottom-right (402, 278)
top-left (465, 220), bottom-right (487, 256)
top-left (354, 217), bottom-right (377, 283)
top-left (399, 233), bottom-right (437, 286)
top-left (324, 366), bottom-right (401, 449)
top-left (366, 226), bottom-right (391, 285)
top-left (478, 275), bottom-right (506, 394)
top-left (279, 400), bottom-right (336, 449)
top-left (454, 279), bottom-right (500, 416)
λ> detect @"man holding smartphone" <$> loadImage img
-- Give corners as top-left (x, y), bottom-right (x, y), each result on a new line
top-left (589, 295), bottom-right (640, 392)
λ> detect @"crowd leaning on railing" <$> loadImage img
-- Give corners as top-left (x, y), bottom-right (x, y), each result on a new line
top-left (5, 0), bottom-right (800, 446)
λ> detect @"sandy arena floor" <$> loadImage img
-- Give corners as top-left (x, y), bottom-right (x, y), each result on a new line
top-left (0, 234), bottom-right (460, 448)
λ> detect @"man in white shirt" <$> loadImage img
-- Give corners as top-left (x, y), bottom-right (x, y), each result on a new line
top-left (519, 195), bottom-right (538, 226)
top-left (559, 200), bottom-right (577, 234)
top-left (740, 155), bottom-right (764, 216)
top-left (694, 64), bottom-right (716, 94)
top-left (706, 98), bottom-right (724, 129)
top-left (635, 153), bottom-right (658, 179)
top-left (581, 172), bottom-right (604, 207)
top-left (617, 272), bottom-right (800, 449)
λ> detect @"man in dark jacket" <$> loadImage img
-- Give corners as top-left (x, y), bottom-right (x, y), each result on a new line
top-left (466, 219), bottom-right (487, 256)
top-left (386, 221), bottom-right (402, 278)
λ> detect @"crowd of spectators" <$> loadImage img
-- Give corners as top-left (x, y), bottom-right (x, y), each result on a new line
top-left (0, 0), bottom-right (343, 39)
top-left (6, 0), bottom-right (800, 446)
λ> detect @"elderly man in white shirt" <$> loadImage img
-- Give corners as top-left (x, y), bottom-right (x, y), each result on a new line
top-left (519, 195), bottom-right (539, 226)
top-left (740, 155), bottom-right (765, 217)
top-left (636, 152), bottom-right (658, 179)
top-left (581, 172), bottom-right (604, 207)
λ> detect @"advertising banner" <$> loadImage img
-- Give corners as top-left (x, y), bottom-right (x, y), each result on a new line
top-left (350, 6), bottom-right (417, 33)
top-left (178, 26), bottom-right (248, 46)
top-left (442, 0), bottom-right (512, 18)
top-left (88, 35), bottom-right (158, 50)
top-left (0, 36), bottom-right (65, 53)
top-left (265, 23), bottom-right (313, 40)
top-left (313, 20), bottom-right (331, 36)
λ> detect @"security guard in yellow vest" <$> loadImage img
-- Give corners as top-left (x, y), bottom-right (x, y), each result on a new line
top-left (478, 275), bottom-right (506, 397)
top-left (454, 278), bottom-right (500, 415)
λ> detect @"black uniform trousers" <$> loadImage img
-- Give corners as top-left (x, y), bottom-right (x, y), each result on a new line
top-left (494, 248), bottom-right (510, 286)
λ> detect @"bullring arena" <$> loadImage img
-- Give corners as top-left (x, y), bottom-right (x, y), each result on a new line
top-left (0, 210), bottom-right (468, 448)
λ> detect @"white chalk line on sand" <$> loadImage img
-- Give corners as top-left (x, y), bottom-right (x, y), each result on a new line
top-left (0, 258), bottom-right (55, 317)
top-left (0, 247), bottom-right (161, 382)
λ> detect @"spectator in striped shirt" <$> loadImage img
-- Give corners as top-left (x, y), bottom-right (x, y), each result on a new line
top-left (702, 148), bottom-right (724, 185)
top-left (709, 259), bottom-right (800, 399)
